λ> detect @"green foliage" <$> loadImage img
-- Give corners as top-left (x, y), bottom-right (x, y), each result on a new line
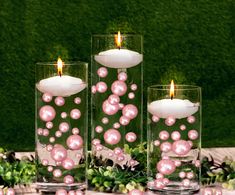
top-left (0, 0), bottom-right (235, 150)
top-left (201, 156), bottom-right (235, 190)
top-left (0, 148), bottom-right (36, 187)
top-left (88, 143), bottom-right (147, 193)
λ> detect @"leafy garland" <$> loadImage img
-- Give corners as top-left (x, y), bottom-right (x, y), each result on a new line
top-left (1, 146), bottom-right (235, 192)
top-left (0, 147), bottom-right (36, 188)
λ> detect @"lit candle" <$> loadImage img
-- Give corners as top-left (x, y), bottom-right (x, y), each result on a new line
top-left (148, 81), bottom-right (199, 119)
top-left (36, 58), bottom-right (86, 97)
top-left (94, 31), bottom-right (143, 68)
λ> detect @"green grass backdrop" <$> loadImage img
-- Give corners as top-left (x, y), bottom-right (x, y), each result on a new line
top-left (0, 0), bottom-right (235, 150)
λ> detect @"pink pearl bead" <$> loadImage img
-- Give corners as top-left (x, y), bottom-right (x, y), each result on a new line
top-left (51, 145), bottom-right (67, 161)
top-left (119, 116), bottom-right (130, 126)
top-left (92, 139), bottom-right (101, 146)
top-left (113, 122), bottom-right (120, 129)
top-left (104, 129), bottom-right (121, 145)
top-left (72, 128), bottom-right (80, 135)
top-left (118, 72), bottom-right (127, 81)
top-left (188, 140), bottom-right (193, 147)
top-left (70, 109), bottom-right (81, 120)
top-left (102, 117), bottom-right (109, 124)
top-left (95, 126), bottom-right (103, 133)
top-left (55, 96), bottom-right (65, 106)
top-left (159, 130), bottom-right (169, 140)
top-left (172, 140), bottom-right (191, 156)
top-left (59, 122), bottom-right (70, 133)
top-left (155, 178), bottom-right (165, 189)
top-left (96, 81), bottom-right (107, 93)
top-left (187, 172), bottom-right (194, 179)
top-left (55, 131), bottom-right (62, 137)
top-left (102, 100), bottom-right (119, 115)
top-left (187, 116), bottom-right (196, 124)
top-left (214, 188), bottom-right (222, 195)
top-left (147, 181), bottom-right (155, 188)
top-left (157, 159), bottom-right (176, 175)
top-left (95, 144), bottom-right (103, 151)
top-left (97, 67), bottom-right (108, 78)
top-left (174, 160), bottom-right (181, 167)
top-left (42, 159), bottom-right (49, 166)
top-left (128, 92), bottom-right (135, 99)
top-left (42, 93), bottom-right (53, 103)
top-left (66, 135), bottom-right (83, 150)
top-left (39, 105), bottom-right (56, 122)
top-left (180, 124), bottom-right (186, 131)
top-left (130, 84), bottom-right (137, 91)
top-left (117, 154), bottom-right (125, 161)
top-left (188, 130), bottom-right (199, 140)
top-left (114, 147), bottom-right (122, 155)
top-left (49, 137), bottom-right (55, 143)
top-left (62, 158), bottom-right (75, 170)
top-left (202, 188), bottom-right (213, 195)
top-left (56, 189), bottom-right (67, 195)
top-left (108, 152), bottom-right (114, 157)
top-left (125, 132), bottom-right (137, 143)
top-left (152, 115), bottom-right (159, 123)
top-left (111, 80), bottom-right (127, 96)
top-left (46, 122), bottom-right (53, 129)
top-left (37, 128), bottom-right (43, 135)
top-left (53, 169), bottom-right (62, 177)
top-left (91, 85), bottom-right (97, 94)
top-left (128, 189), bottom-right (143, 195)
top-left (179, 171), bottom-right (186, 178)
top-left (165, 116), bottom-right (176, 126)
top-left (74, 97), bottom-right (81, 104)
top-left (64, 175), bottom-right (74, 184)
top-left (43, 129), bottom-right (49, 136)
top-left (46, 144), bottom-right (53, 152)
top-left (6, 188), bottom-right (15, 195)
top-left (160, 142), bottom-right (172, 152)
top-left (47, 166), bottom-right (53, 172)
top-left (122, 104), bottom-right (138, 119)
top-left (156, 173), bottom-right (164, 179)
top-left (195, 160), bottom-right (200, 167)
top-left (154, 140), bottom-right (161, 147)
top-left (75, 190), bottom-right (83, 195)
top-left (163, 178), bottom-right (170, 185)
top-left (61, 112), bottom-right (67, 119)
top-left (108, 94), bottom-right (120, 105)
top-left (171, 131), bottom-right (181, 141)
top-left (56, 161), bottom-right (62, 166)
top-left (119, 103), bottom-right (125, 110)
top-left (182, 179), bottom-right (190, 187)
top-left (68, 191), bottom-right (76, 195)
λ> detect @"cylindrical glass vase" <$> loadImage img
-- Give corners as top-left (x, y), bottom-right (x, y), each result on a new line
top-left (147, 85), bottom-right (201, 194)
top-left (89, 34), bottom-right (145, 193)
top-left (35, 61), bottom-right (88, 192)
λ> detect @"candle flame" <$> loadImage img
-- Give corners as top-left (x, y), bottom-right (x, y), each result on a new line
top-left (57, 57), bottom-right (63, 77)
top-left (170, 80), bottom-right (174, 100)
top-left (115, 31), bottom-right (122, 49)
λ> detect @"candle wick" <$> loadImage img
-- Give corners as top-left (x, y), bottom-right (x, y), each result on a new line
top-left (118, 46), bottom-right (121, 50)
top-left (171, 95), bottom-right (173, 100)
top-left (59, 71), bottom-right (62, 77)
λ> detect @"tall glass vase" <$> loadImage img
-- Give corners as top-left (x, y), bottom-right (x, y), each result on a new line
top-left (35, 60), bottom-right (88, 192)
top-left (147, 84), bottom-right (201, 194)
top-left (89, 33), bottom-right (145, 193)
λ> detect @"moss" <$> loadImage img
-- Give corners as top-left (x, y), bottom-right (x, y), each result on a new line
top-left (0, 0), bottom-right (235, 150)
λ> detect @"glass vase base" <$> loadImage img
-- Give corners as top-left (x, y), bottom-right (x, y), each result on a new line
top-left (36, 182), bottom-right (86, 192)
top-left (148, 182), bottom-right (199, 195)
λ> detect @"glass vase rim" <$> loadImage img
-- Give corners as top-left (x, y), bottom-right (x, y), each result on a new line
top-left (36, 61), bottom-right (88, 66)
top-left (148, 84), bottom-right (201, 90)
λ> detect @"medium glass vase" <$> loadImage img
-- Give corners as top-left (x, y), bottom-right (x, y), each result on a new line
top-left (35, 60), bottom-right (88, 192)
top-left (147, 84), bottom-right (201, 194)
top-left (89, 33), bottom-right (145, 193)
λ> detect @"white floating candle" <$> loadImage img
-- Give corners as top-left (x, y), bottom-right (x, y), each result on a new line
top-left (148, 99), bottom-right (199, 119)
top-left (36, 75), bottom-right (86, 97)
top-left (95, 49), bottom-right (143, 69)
